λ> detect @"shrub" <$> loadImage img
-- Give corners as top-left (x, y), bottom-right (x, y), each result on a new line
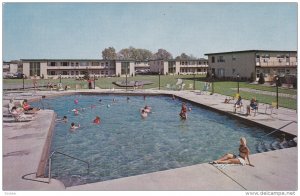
top-left (258, 73), bottom-right (265, 84)
top-left (293, 77), bottom-right (297, 89)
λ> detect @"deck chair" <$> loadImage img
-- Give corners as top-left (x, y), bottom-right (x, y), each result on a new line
top-left (10, 111), bottom-right (35, 122)
top-left (166, 84), bottom-right (171, 90)
top-left (180, 83), bottom-right (186, 90)
top-left (225, 93), bottom-right (239, 104)
top-left (57, 83), bottom-right (64, 91)
top-left (234, 104), bottom-right (244, 113)
top-left (199, 82), bottom-right (210, 94)
top-left (75, 84), bottom-right (82, 90)
top-left (176, 79), bottom-right (183, 86)
top-left (265, 102), bottom-right (277, 115)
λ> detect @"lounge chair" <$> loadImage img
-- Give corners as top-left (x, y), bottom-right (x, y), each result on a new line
top-left (199, 82), bottom-right (210, 94)
top-left (10, 111), bottom-right (35, 122)
top-left (265, 102), bottom-right (277, 115)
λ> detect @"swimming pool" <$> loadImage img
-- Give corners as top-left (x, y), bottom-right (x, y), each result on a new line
top-left (41, 94), bottom-right (277, 187)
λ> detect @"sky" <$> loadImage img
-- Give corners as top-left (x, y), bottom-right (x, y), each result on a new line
top-left (2, 2), bottom-right (298, 61)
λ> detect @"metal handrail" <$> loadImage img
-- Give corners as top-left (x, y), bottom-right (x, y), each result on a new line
top-left (260, 121), bottom-right (296, 139)
top-left (39, 98), bottom-right (52, 110)
top-left (48, 151), bottom-right (90, 183)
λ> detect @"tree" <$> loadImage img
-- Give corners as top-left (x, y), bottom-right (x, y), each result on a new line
top-left (117, 48), bottom-right (131, 60)
top-left (83, 70), bottom-right (90, 80)
top-left (258, 73), bottom-right (265, 84)
top-left (152, 49), bottom-right (173, 60)
top-left (102, 47), bottom-right (117, 60)
top-left (175, 53), bottom-right (189, 60)
top-left (117, 47), bottom-right (153, 61)
top-left (175, 53), bottom-right (198, 60)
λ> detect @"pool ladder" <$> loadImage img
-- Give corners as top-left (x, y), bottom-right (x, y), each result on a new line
top-left (38, 97), bottom-right (52, 110)
top-left (47, 151), bottom-right (90, 183)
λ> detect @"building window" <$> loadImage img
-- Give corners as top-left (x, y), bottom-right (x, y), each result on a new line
top-left (80, 71), bottom-right (85, 75)
top-left (92, 62), bottom-right (100, 66)
top-left (286, 69), bottom-right (290, 74)
top-left (197, 68), bottom-right (201, 72)
top-left (62, 62), bottom-right (68, 66)
top-left (217, 56), bottom-right (225, 63)
top-left (264, 69), bottom-right (270, 74)
top-left (29, 62), bottom-right (40, 76)
top-left (121, 62), bottom-right (130, 75)
top-left (50, 62), bottom-right (56, 66)
top-left (211, 56), bottom-right (215, 63)
top-left (75, 62), bottom-right (79, 66)
top-left (256, 69), bottom-right (260, 78)
top-left (256, 54), bottom-right (260, 59)
top-left (80, 62), bottom-right (87, 66)
top-left (62, 71), bottom-right (68, 75)
top-left (71, 71), bottom-right (74, 75)
top-left (71, 62), bottom-right (74, 66)
top-left (49, 71), bottom-right (56, 75)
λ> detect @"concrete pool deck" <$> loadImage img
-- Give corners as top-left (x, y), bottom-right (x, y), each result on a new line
top-left (2, 89), bottom-right (298, 191)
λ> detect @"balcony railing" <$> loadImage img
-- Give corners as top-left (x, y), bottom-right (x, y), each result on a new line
top-left (47, 65), bottom-right (114, 69)
top-left (179, 64), bottom-right (209, 68)
top-left (256, 61), bottom-right (297, 67)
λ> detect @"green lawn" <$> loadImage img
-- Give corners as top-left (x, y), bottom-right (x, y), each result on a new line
top-left (3, 75), bottom-right (297, 110)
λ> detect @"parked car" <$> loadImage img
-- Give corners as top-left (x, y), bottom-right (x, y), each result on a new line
top-left (3, 72), bottom-right (15, 79)
top-left (11, 72), bottom-right (24, 79)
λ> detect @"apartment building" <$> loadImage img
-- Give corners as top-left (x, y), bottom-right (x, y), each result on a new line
top-left (205, 50), bottom-right (297, 81)
top-left (21, 59), bottom-right (135, 79)
top-left (149, 59), bottom-right (209, 75)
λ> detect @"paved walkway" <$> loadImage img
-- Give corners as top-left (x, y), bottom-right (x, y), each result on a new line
top-left (2, 89), bottom-right (298, 191)
top-left (235, 87), bottom-right (297, 99)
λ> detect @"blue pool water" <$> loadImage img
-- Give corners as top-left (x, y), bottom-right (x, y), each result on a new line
top-left (40, 94), bottom-right (277, 187)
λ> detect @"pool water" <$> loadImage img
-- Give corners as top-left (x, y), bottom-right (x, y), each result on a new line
top-left (41, 94), bottom-right (277, 187)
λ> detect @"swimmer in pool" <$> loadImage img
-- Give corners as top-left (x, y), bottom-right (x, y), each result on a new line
top-left (93, 116), bottom-right (101, 124)
top-left (70, 122), bottom-right (80, 130)
top-left (144, 105), bottom-right (152, 113)
top-left (179, 102), bottom-right (188, 119)
top-left (140, 109), bottom-right (148, 118)
top-left (73, 109), bottom-right (79, 116)
top-left (56, 116), bottom-right (68, 123)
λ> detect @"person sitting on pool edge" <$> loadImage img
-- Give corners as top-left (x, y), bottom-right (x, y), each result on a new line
top-left (22, 99), bottom-right (39, 112)
top-left (93, 116), bottom-right (101, 124)
top-left (209, 137), bottom-right (254, 167)
top-left (70, 122), bottom-right (80, 130)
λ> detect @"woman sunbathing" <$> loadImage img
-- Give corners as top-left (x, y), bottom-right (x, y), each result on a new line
top-left (210, 137), bottom-right (254, 167)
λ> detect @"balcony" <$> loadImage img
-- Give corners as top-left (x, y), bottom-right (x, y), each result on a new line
top-left (179, 64), bottom-right (209, 68)
top-left (256, 61), bottom-right (297, 67)
top-left (47, 65), bottom-right (114, 69)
